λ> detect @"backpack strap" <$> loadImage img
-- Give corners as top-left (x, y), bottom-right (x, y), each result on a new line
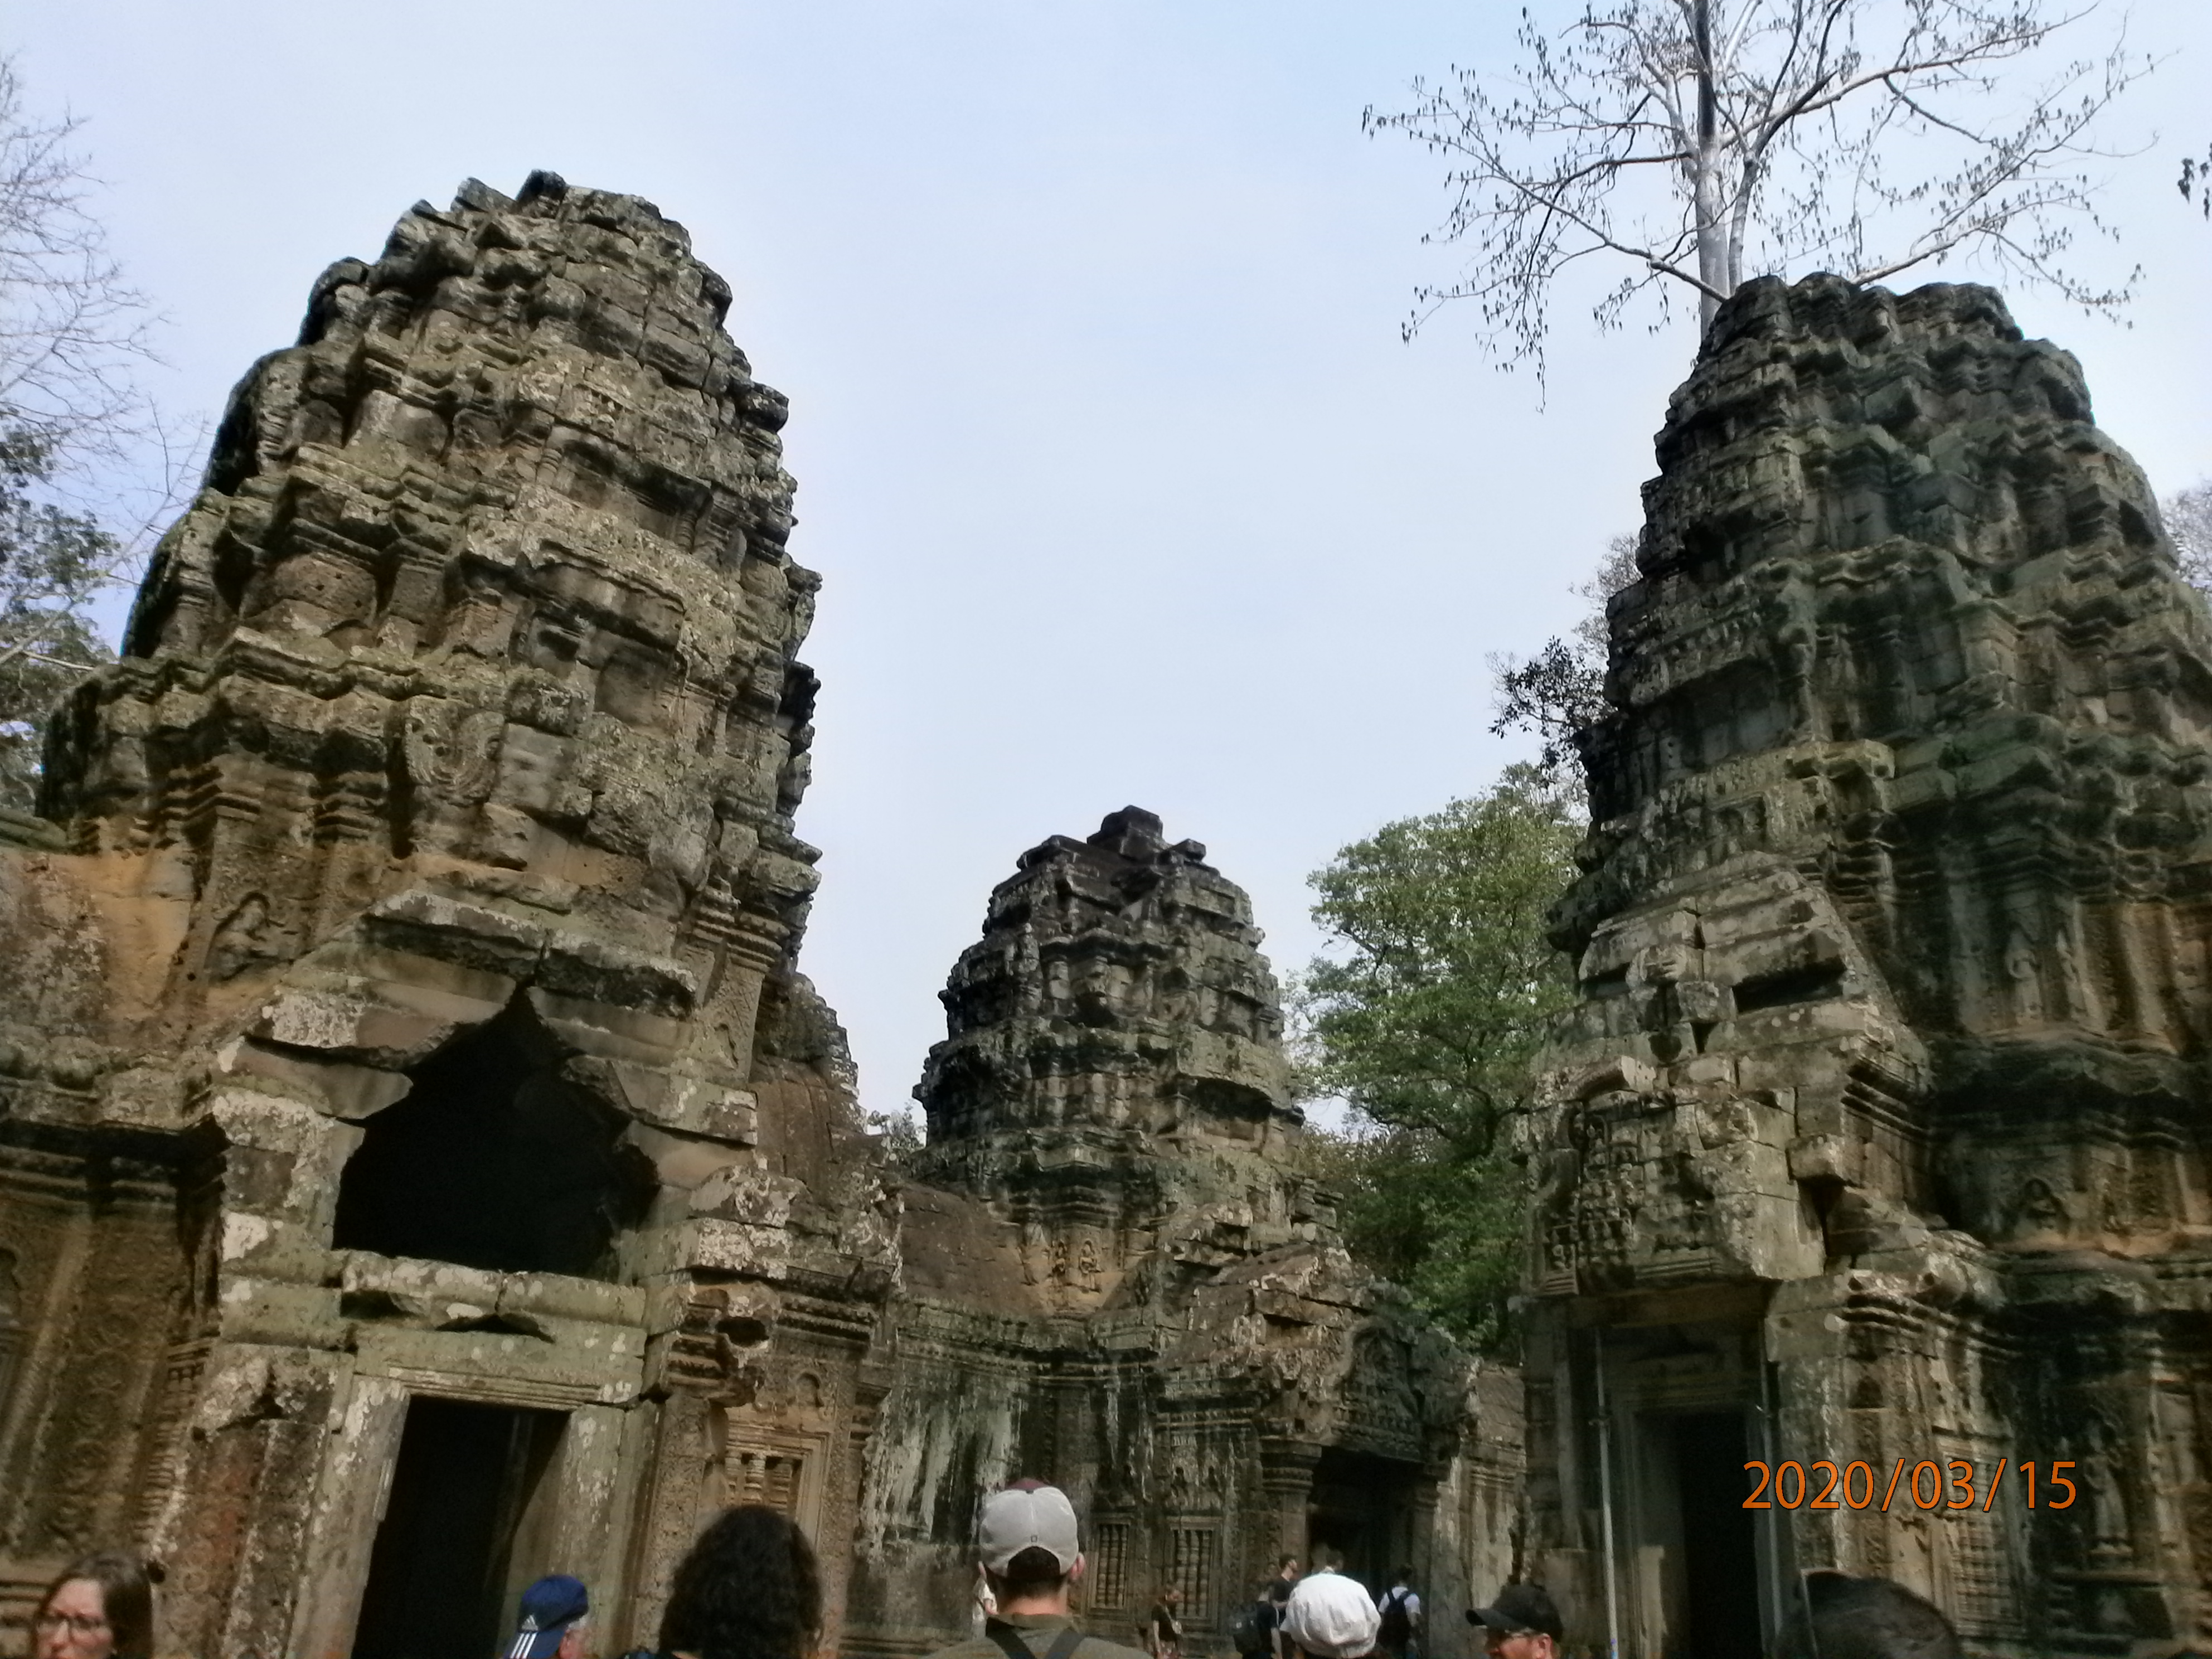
top-left (986, 1622), bottom-right (1088, 1659)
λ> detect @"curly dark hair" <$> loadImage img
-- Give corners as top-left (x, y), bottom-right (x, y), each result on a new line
top-left (659, 1505), bottom-right (822, 1659)
top-left (38, 1552), bottom-right (161, 1659)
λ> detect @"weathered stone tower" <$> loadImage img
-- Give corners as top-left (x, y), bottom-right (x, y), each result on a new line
top-left (848, 810), bottom-right (1520, 1658)
top-left (0, 175), bottom-right (894, 1658)
top-left (1522, 276), bottom-right (2212, 1658)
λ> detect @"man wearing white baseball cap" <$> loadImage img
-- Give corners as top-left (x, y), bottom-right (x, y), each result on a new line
top-left (922, 1479), bottom-right (1152, 1659)
top-left (1279, 1559), bottom-right (1381, 1659)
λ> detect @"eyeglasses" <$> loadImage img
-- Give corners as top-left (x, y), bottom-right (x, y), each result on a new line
top-left (35, 1612), bottom-right (111, 1636)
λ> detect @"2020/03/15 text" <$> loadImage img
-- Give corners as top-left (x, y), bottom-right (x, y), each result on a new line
top-left (1742, 1458), bottom-right (2079, 1512)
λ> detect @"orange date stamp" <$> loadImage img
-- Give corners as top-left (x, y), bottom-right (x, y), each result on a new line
top-left (1741, 1458), bottom-right (2079, 1512)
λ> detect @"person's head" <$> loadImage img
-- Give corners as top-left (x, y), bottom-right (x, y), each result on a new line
top-left (1467, 1583), bottom-right (1563, 1659)
top-left (1162, 1587), bottom-right (1183, 1608)
top-left (978, 1480), bottom-right (1085, 1612)
top-left (1392, 1566), bottom-right (1413, 1589)
top-left (33, 1554), bottom-right (158, 1659)
top-left (661, 1506), bottom-right (822, 1659)
top-left (506, 1575), bottom-right (589, 1659)
top-left (1773, 1573), bottom-right (1961, 1659)
top-left (1276, 1555), bottom-right (1301, 1581)
top-left (1283, 1569), bottom-right (1379, 1659)
top-left (1269, 1580), bottom-right (1294, 1607)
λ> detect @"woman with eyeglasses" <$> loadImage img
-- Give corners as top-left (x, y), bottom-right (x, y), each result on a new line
top-left (31, 1553), bottom-right (159, 1659)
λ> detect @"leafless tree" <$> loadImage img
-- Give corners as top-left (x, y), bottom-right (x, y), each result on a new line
top-left (1, 56), bottom-right (189, 808)
top-left (1366, 0), bottom-right (2153, 376)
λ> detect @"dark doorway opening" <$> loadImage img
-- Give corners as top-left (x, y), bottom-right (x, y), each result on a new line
top-left (350, 1395), bottom-right (565, 1659)
top-left (1672, 1413), bottom-right (1763, 1659)
top-left (332, 995), bottom-right (652, 1277)
top-left (1307, 1447), bottom-right (1419, 1598)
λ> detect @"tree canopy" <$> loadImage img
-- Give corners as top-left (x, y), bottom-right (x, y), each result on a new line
top-left (1293, 766), bottom-right (1582, 1346)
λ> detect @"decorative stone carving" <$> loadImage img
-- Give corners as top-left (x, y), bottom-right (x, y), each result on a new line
top-left (0, 175), bottom-right (889, 1658)
top-left (1522, 275), bottom-right (2212, 1657)
top-left (847, 812), bottom-right (1517, 1658)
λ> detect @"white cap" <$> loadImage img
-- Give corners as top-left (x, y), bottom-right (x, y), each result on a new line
top-left (977, 1482), bottom-right (1081, 1573)
top-left (1283, 1571), bottom-right (1381, 1659)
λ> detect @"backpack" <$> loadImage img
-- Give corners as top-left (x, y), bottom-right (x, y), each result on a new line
top-left (1378, 1589), bottom-right (1414, 1648)
top-left (1230, 1598), bottom-right (1267, 1655)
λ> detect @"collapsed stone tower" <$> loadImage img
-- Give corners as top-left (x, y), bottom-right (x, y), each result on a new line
top-left (847, 811), bottom-right (1519, 1657)
top-left (1522, 276), bottom-right (2212, 1657)
top-left (0, 176), bottom-right (893, 1658)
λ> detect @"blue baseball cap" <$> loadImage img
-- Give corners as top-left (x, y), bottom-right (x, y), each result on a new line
top-left (507, 1575), bottom-right (589, 1659)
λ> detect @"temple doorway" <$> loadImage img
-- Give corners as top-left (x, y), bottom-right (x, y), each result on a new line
top-left (1306, 1448), bottom-right (1419, 1596)
top-left (332, 995), bottom-right (652, 1278)
top-left (350, 1395), bottom-right (566, 1659)
top-left (1668, 1413), bottom-right (1762, 1659)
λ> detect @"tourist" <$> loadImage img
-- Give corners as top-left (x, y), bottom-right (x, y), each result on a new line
top-left (1233, 1576), bottom-right (1291, 1659)
top-left (1144, 1585), bottom-right (1183, 1659)
top-left (1773, 1572), bottom-right (1962, 1659)
top-left (1263, 1578), bottom-right (1294, 1659)
top-left (1279, 1559), bottom-right (1379, 1659)
top-left (31, 1553), bottom-right (159, 1659)
top-left (920, 1479), bottom-right (1149, 1659)
top-left (641, 1505), bottom-right (821, 1659)
top-left (1376, 1568), bottom-right (1421, 1659)
top-left (505, 1575), bottom-right (591, 1659)
top-left (1465, 1583), bottom-right (1563, 1659)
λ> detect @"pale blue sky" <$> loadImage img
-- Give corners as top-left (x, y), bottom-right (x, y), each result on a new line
top-left (9, 2), bottom-right (2210, 1123)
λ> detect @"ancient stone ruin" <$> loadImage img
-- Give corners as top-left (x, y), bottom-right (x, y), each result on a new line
top-left (1523, 276), bottom-right (2212, 1658)
top-left (852, 807), bottom-right (1519, 1655)
top-left (0, 181), bottom-right (1510, 1658)
top-left (0, 173), bottom-right (895, 1657)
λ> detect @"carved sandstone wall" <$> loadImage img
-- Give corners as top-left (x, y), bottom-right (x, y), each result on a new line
top-left (0, 174), bottom-right (892, 1658)
top-left (852, 811), bottom-right (1520, 1658)
top-left (1522, 276), bottom-right (2212, 1658)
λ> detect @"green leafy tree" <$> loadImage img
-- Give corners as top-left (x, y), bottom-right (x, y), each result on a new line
top-left (1488, 532), bottom-right (1638, 787)
top-left (1293, 766), bottom-right (1581, 1347)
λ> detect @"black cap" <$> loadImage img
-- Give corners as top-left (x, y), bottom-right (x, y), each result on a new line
top-left (1468, 1584), bottom-right (1563, 1641)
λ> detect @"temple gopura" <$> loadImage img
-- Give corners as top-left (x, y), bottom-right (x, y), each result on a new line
top-left (1522, 276), bottom-right (2212, 1658)
top-left (0, 178), bottom-right (1512, 1659)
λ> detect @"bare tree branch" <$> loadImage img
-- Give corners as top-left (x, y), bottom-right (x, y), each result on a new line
top-left (1366, 0), bottom-right (2154, 385)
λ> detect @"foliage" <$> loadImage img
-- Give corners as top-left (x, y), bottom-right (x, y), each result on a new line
top-left (1365, 0), bottom-right (2151, 377)
top-left (0, 426), bottom-right (114, 806)
top-left (1292, 767), bottom-right (1582, 1347)
top-left (1488, 533), bottom-right (1638, 789)
top-left (0, 57), bottom-right (179, 811)
top-left (2166, 481), bottom-right (2212, 594)
top-left (1299, 1120), bottom-right (1530, 1351)
top-left (866, 1106), bottom-right (926, 1173)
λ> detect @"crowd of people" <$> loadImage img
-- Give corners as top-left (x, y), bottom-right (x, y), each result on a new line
top-left (25, 1479), bottom-right (1962, 1659)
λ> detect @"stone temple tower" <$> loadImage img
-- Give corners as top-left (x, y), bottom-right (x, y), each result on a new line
top-left (0, 176), bottom-right (893, 1658)
top-left (1522, 276), bottom-right (2212, 1658)
top-left (845, 811), bottom-right (1520, 1659)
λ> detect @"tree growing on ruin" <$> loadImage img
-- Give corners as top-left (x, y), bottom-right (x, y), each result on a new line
top-left (1, 57), bottom-right (176, 809)
top-left (1292, 766), bottom-right (1581, 1346)
top-left (1366, 0), bottom-right (2151, 374)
